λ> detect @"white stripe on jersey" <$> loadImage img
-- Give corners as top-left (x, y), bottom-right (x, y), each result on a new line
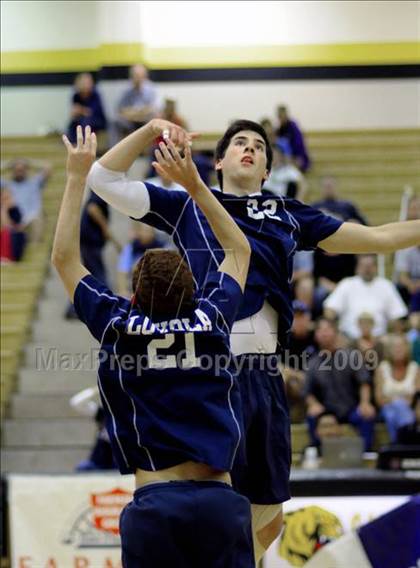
top-left (97, 317), bottom-right (131, 469)
top-left (226, 368), bottom-right (242, 470)
top-left (111, 320), bottom-right (156, 471)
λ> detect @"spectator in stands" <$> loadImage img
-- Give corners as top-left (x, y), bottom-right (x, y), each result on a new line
top-left (292, 250), bottom-right (314, 283)
top-left (116, 222), bottom-right (167, 298)
top-left (304, 317), bottom-right (376, 451)
top-left (407, 313), bottom-right (420, 365)
top-left (159, 98), bottom-right (188, 129)
top-left (311, 177), bottom-right (366, 309)
top-left (324, 254), bottom-right (408, 340)
top-left (301, 411), bottom-right (343, 464)
top-left (260, 117), bottom-right (277, 147)
top-left (294, 275), bottom-right (316, 319)
top-left (111, 64), bottom-right (162, 145)
top-left (374, 335), bottom-right (419, 442)
top-left (65, 191), bottom-right (120, 318)
top-left (312, 176), bottom-right (367, 224)
top-left (67, 73), bottom-right (107, 144)
top-left (396, 391), bottom-right (420, 445)
top-left (263, 140), bottom-right (306, 200)
top-left (275, 105), bottom-right (311, 172)
top-left (350, 312), bottom-right (384, 377)
top-left (2, 158), bottom-right (51, 242)
top-left (395, 245), bottom-right (420, 313)
top-left (80, 190), bottom-right (121, 284)
top-left (282, 300), bottom-right (316, 422)
top-left (0, 187), bottom-right (26, 262)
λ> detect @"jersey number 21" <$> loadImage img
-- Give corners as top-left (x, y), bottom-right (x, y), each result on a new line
top-left (147, 333), bottom-right (200, 369)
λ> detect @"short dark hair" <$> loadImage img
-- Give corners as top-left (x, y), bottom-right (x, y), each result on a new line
top-left (315, 411), bottom-right (340, 427)
top-left (315, 316), bottom-right (338, 331)
top-left (132, 250), bottom-right (195, 318)
top-left (215, 119), bottom-right (273, 190)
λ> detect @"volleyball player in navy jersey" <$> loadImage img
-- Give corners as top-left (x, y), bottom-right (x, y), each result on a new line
top-left (87, 118), bottom-right (420, 562)
top-left (52, 126), bottom-right (255, 567)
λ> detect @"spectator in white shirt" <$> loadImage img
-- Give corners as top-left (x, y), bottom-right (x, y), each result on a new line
top-left (324, 254), bottom-right (408, 339)
top-left (263, 140), bottom-right (305, 201)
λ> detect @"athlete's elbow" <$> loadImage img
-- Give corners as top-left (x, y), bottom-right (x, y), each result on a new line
top-left (86, 161), bottom-right (101, 193)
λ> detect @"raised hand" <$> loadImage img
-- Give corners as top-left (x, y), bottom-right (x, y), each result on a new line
top-left (62, 125), bottom-right (97, 179)
top-left (149, 118), bottom-right (199, 149)
top-left (152, 139), bottom-right (204, 194)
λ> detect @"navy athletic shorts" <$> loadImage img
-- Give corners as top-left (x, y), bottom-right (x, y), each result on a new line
top-left (231, 354), bottom-right (291, 505)
top-left (119, 480), bottom-right (254, 568)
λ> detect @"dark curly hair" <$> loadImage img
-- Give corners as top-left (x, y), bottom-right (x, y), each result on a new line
top-left (215, 119), bottom-right (273, 190)
top-left (132, 250), bottom-right (195, 318)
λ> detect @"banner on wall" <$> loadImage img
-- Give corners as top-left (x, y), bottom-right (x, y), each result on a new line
top-left (8, 474), bottom-right (133, 567)
top-left (8, 475), bottom-right (410, 568)
top-left (264, 496), bottom-right (409, 568)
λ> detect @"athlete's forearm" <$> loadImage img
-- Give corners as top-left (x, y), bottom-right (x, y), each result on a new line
top-left (52, 175), bottom-right (85, 266)
top-left (87, 162), bottom-right (150, 218)
top-left (98, 121), bottom-right (157, 172)
top-left (321, 220), bottom-right (420, 254)
top-left (374, 220), bottom-right (420, 253)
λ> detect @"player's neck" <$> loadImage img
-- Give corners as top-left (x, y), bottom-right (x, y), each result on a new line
top-left (222, 178), bottom-right (261, 197)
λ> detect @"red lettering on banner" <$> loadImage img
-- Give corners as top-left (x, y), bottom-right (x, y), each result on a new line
top-left (19, 558), bottom-right (32, 568)
top-left (74, 558), bottom-right (90, 568)
top-left (104, 559), bottom-right (122, 568)
top-left (45, 559), bottom-right (58, 568)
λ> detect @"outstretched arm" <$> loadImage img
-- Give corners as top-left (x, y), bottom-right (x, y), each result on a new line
top-left (51, 126), bottom-right (96, 300)
top-left (153, 139), bottom-right (251, 291)
top-left (319, 220), bottom-right (420, 254)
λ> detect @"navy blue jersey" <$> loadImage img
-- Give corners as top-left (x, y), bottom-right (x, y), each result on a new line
top-left (73, 271), bottom-right (244, 475)
top-left (137, 184), bottom-right (342, 345)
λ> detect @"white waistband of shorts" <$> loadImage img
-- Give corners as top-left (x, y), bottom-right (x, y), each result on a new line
top-left (230, 300), bottom-right (279, 356)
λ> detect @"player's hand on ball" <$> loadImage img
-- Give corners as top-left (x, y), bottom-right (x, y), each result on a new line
top-left (149, 118), bottom-right (199, 149)
top-left (153, 139), bottom-right (203, 193)
top-left (62, 125), bottom-right (97, 179)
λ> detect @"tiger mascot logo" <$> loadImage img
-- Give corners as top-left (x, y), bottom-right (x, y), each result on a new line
top-left (279, 506), bottom-right (343, 567)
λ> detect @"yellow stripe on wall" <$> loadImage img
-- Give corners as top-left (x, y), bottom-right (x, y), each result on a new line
top-left (1, 41), bottom-right (419, 73)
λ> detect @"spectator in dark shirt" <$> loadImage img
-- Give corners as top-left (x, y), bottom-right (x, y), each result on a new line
top-left (65, 191), bottom-right (120, 319)
top-left (301, 411), bottom-right (344, 464)
top-left (311, 176), bottom-right (367, 311)
top-left (275, 105), bottom-right (311, 172)
top-left (68, 73), bottom-right (107, 144)
top-left (79, 191), bottom-right (120, 285)
top-left (282, 301), bottom-right (316, 422)
top-left (312, 176), bottom-right (367, 224)
top-left (304, 317), bottom-right (376, 451)
top-left (396, 391), bottom-right (420, 445)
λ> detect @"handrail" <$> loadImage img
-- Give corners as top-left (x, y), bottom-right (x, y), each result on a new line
top-left (378, 185), bottom-right (413, 279)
